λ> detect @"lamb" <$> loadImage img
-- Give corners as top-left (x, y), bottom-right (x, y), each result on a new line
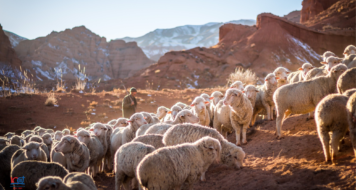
top-left (315, 94), bottom-right (349, 163)
top-left (11, 160), bottom-right (68, 190)
top-left (115, 142), bottom-right (155, 190)
top-left (4, 132), bottom-right (15, 139)
top-left (209, 91), bottom-right (224, 122)
top-left (109, 113), bottom-right (147, 171)
top-left (287, 63), bottom-right (314, 83)
top-left (55, 131), bottom-right (64, 141)
top-left (29, 135), bottom-right (50, 160)
top-left (91, 123), bottom-right (108, 172)
top-left (343, 45), bottom-right (356, 57)
top-left (343, 89), bottom-right (356, 98)
top-left (224, 89), bottom-right (253, 145)
top-left (132, 134), bottom-right (165, 149)
top-left (156, 106), bottom-right (169, 121)
top-left (274, 64), bottom-right (348, 139)
top-left (273, 67), bottom-right (290, 87)
top-left (251, 73), bottom-right (278, 125)
top-left (21, 130), bottom-right (33, 138)
top-left (63, 129), bottom-right (70, 136)
top-left (230, 81), bottom-right (244, 91)
top-left (164, 109), bottom-right (200, 125)
top-left (114, 118), bottom-right (129, 128)
top-left (0, 145), bottom-right (20, 189)
top-left (163, 124), bottom-right (245, 170)
top-left (10, 135), bottom-right (24, 147)
top-left (144, 123), bottom-right (173, 135)
top-left (11, 142), bottom-right (47, 170)
top-left (137, 136), bottom-right (221, 190)
top-left (243, 85), bottom-right (259, 108)
top-left (191, 96), bottom-right (210, 126)
top-left (54, 136), bottom-right (90, 172)
top-left (42, 133), bottom-right (53, 153)
top-left (347, 92), bottom-right (356, 158)
top-left (0, 138), bottom-right (7, 151)
top-left (36, 172), bottom-right (97, 190)
top-left (337, 68), bottom-right (356, 94)
top-left (76, 129), bottom-right (104, 177)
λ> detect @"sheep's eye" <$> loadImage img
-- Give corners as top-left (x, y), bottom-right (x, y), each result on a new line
top-left (234, 156), bottom-right (238, 159)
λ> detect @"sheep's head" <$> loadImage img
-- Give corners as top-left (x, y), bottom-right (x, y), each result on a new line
top-left (23, 142), bottom-right (42, 160)
top-left (343, 45), bottom-right (356, 57)
top-left (210, 91), bottom-right (224, 105)
top-left (4, 132), bottom-right (15, 139)
top-left (322, 56), bottom-right (343, 71)
top-left (29, 135), bottom-right (43, 143)
top-left (76, 130), bottom-right (91, 146)
top-left (230, 81), bottom-right (244, 91)
top-left (54, 136), bottom-right (78, 154)
top-left (21, 130), bottom-right (33, 137)
top-left (128, 113), bottom-right (147, 131)
top-left (107, 119), bottom-right (118, 127)
top-left (243, 85), bottom-right (259, 100)
top-left (321, 51), bottom-right (336, 61)
top-left (38, 128), bottom-right (46, 137)
top-left (115, 118), bottom-right (129, 128)
top-left (157, 106), bottom-right (169, 120)
top-left (197, 136), bottom-right (221, 163)
top-left (224, 89), bottom-right (243, 107)
top-left (54, 131), bottom-right (63, 141)
top-left (177, 110), bottom-right (199, 124)
top-left (200, 93), bottom-right (211, 106)
top-left (329, 64), bottom-right (347, 79)
top-left (62, 129), bottom-right (70, 136)
top-left (170, 105), bottom-right (183, 120)
top-left (191, 97), bottom-right (208, 113)
top-left (42, 133), bottom-right (53, 145)
top-left (46, 129), bottom-right (54, 134)
top-left (141, 112), bottom-right (154, 124)
top-left (299, 63), bottom-right (314, 79)
top-left (221, 141), bottom-right (245, 170)
top-left (92, 123), bottom-right (107, 137)
top-left (273, 67), bottom-right (290, 82)
top-left (36, 176), bottom-right (64, 190)
top-left (264, 73), bottom-right (278, 86)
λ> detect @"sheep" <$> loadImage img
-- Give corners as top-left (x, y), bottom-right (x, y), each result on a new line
top-left (322, 56), bottom-right (344, 72)
top-left (109, 113), bottom-right (147, 172)
top-left (305, 56), bottom-right (343, 81)
top-left (0, 138), bottom-right (7, 151)
top-left (163, 123), bottom-right (245, 170)
top-left (0, 145), bottom-right (20, 189)
top-left (21, 130), bottom-right (34, 138)
top-left (36, 172), bottom-right (97, 190)
top-left (103, 124), bottom-right (114, 172)
top-left (51, 140), bottom-right (67, 168)
top-left (37, 128), bottom-right (47, 137)
top-left (135, 124), bottom-right (154, 137)
top-left (30, 135), bottom-right (50, 161)
top-left (63, 129), bottom-right (70, 136)
top-left (337, 68), bottom-right (356, 94)
top-left (141, 112), bottom-right (159, 124)
top-left (10, 135), bottom-right (24, 147)
top-left (174, 102), bottom-right (188, 109)
top-left (164, 109), bottom-right (200, 125)
top-left (201, 93), bottom-right (213, 123)
top-left (91, 123), bottom-right (109, 173)
top-left (230, 81), bottom-right (244, 91)
top-left (114, 118), bottom-right (129, 128)
top-left (274, 64), bottom-right (348, 139)
top-left (42, 133), bottom-right (53, 153)
top-left (304, 67), bottom-right (328, 81)
top-left (288, 63), bottom-right (314, 83)
top-left (273, 67), bottom-right (290, 87)
top-left (165, 105), bottom-right (182, 121)
top-left (347, 92), bottom-right (356, 158)
top-left (46, 129), bottom-right (54, 134)
top-left (209, 91), bottom-right (224, 122)
top-left (4, 132), bottom-right (15, 139)
top-left (25, 134), bottom-right (33, 143)
top-left (343, 89), bottom-right (356, 98)
top-left (11, 142), bottom-right (47, 170)
top-left (144, 123), bottom-right (173, 135)
top-left (315, 94), bottom-right (349, 163)
top-left (54, 136), bottom-right (90, 172)
top-left (156, 106), bottom-right (169, 121)
top-left (132, 134), bottom-right (165, 149)
top-left (115, 142), bottom-right (155, 190)
top-left (55, 131), bottom-right (64, 141)
top-left (243, 85), bottom-right (259, 108)
top-left (343, 45), bottom-right (356, 57)
top-left (321, 51), bottom-right (336, 61)
top-left (191, 96), bottom-right (210, 126)
top-left (138, 136), bottom-right (221, 190)
top-left (76, 129), bottom-right (104, 177)
top-left (107, 119), bottom-right (118, 127)
top-left (251, 73), bottom-right (278, 125)
top-left (11, 160), bottom-right (68, 190)
top-left (213, 99), bottom-right (233, 138)
top-left (224, 89), bottom-right (253, 145)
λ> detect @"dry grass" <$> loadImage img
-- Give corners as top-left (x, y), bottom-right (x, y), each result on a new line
top-left (227, 68), bottom-right (258, 86)
top-left (45, 93), bottom-right (57, 106)
top-left (90, 101), bottom-right (98, 107)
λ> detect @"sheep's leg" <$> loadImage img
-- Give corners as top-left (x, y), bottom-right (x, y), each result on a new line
top-left (350, 127), bottom-right (356, 158)
top-left (213, 116), bottom-right (223, 135)
top-left (275, 108), bottom-right (290, 139)
top-left (242, 124), bottom-right (248, 144)
top-left (233, 122), bottom-right (241, 146)
top-left (331, 131), bottom-right (344, 163)
top-left (270, 105), bottom-right (274, 120)
top-left (307, 111), bottom-right (315, 120)
top-left (200, 172), bottom-right (206, 181)
top-left (115, 171), bottom-right (124, 190)
top-left (319, 130), bottom-right (331, 162)
top-left (251, 111), bottom-right (258, 126)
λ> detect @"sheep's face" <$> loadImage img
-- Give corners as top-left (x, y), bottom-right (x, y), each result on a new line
top-left (243, 85), bottom-right (259, 100)
top-left (115, 118), bottom-right (129, 128)
top-left (211, 91), bottom-right (224, 105)
top-left (199, 137), bottom-right (221, 163)
top-left (329, 64), bottom-right (347, 79)
top-left (222, 143), bottom-right (246, 170)
top-left (322, 51), bottom-right (336, 61)
top-left (36, 177), bottom-right (63, 190)
top-left (300, 63), bottom-right (314, 78)
top-left (179, 110), bottom-right (200, 124)
top-left (38, 129), bottom-right (46, 137)
top-left (24, 142), bottom-right (41, 160)
top-left (264, 73), bottom-right (278, 86)
top-left (224, 89), bottom-right (243, 106)
top-left (54, 132), bottom-right (63, 141)
top-left (157, 107), bottom-right (168, 120)
top-left (200, 94), bottom-right (211, 106)
top-left (170, 106), bottom-right (183, 120)
top-left (42, 134), bottom-right (53, 145)
top-left (273, 67), bottom-right (289, 82)
top-left (93, 124), bottom-right (107, 137)
top-left (54, 137), bottom-right (75, 153)
top-left (76, 130), bottom-right (91, 145)
top-left (230, 81), bottom-right (244, 91)
top-left (141, 112), bottom-right (153, 124)
top-left (322, 56), bottom-right (343, 71)
top-left (191, 97), bottom-right (208, 113)
top-left (343, 46), bottom-right (356, 57)
top-left (129, 113), bottom-right (147, 128)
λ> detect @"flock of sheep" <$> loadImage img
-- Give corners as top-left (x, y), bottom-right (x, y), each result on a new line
top-left (0, 44), bottom-right (356, 190)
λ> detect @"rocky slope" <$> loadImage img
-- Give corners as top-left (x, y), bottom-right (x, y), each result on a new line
top-left (4, 30), bottom-right (27, 48)
top-left (283, 10), bottom-right (301, 23)
top-left (300, 0), bottom-right (339, 23)
top-left (119, 11), bottom-right (354, 90)
top-left (120, 20), bottom-right (256, 61)
top-left (15, 26), bottom-right (154, 82)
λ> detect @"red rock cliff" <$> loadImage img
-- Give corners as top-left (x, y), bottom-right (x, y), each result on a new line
top-left (300, 0), bottom-right (339, 23)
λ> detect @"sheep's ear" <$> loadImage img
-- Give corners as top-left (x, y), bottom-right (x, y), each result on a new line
top-left (144, 117), bottom-right (147, 119)
top-left (242, 91), bottom-right (245, 93)
top-left (204, 101), bottom-right (210, 105)
top-left (298, 68), bottom-right (303, 71)
top-left (167, 111), bottom-right (172, 114)
top-left (190, 104), bottom-right (194, 107)
top-left (73, 132), bottom-right (77, 135)
top-left (89, 128), bottom-right (94, 131)
top-left (343, 52), bottom-right (347, 55)
top-left (209, 97), bottom-right (214, 100)
top-left (264, 79), bottom-right (268, 81)
top-left (127, 120), bottom-right (132, 123)
top-left (320, 62), bottom-right (327, 64)
top-left (275, 77), bottom-right (280, 80)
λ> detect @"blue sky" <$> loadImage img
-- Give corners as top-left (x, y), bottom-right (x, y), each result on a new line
top-left (0, 0), bottom-right (302, 40)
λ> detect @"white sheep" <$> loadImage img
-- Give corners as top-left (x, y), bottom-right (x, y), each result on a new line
top-left (163, 109), bottom-right (200, 125)
top-left (191, 96), bottom-right (210, 126)
top-left (273, 67), bottom-right (290, 87)
top-left (54, 131), bottom-right (63, 141)
top-left (230, 81), bottom-right (244, 91)
top-left (132, 134), bottom-right (165, 149)
top-left (113, 118), bottom-right (129, 128)
top-left (337, 68), bottom-right (356, 94)
top-left (346, 92), bottom-right (356, 157)
top-left (343, 45), bottom-right (356, 57)
top-left (156, 106), bottom-right (169, 121)
top-left (288, 63), bottom-right (314, 83)
top-left (209, 91), bottom-right (224, 122)
top-left (11, 142), bottom-right (47, 170)
top-left (243, 85), bottom-right (259, 109)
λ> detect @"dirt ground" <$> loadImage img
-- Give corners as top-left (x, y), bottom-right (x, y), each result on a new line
top-left (0, 89), bottom-right (355, 189)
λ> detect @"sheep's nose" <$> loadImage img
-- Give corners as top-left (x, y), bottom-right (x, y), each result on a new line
top-left (144, 122), bottom-right (147, 124)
